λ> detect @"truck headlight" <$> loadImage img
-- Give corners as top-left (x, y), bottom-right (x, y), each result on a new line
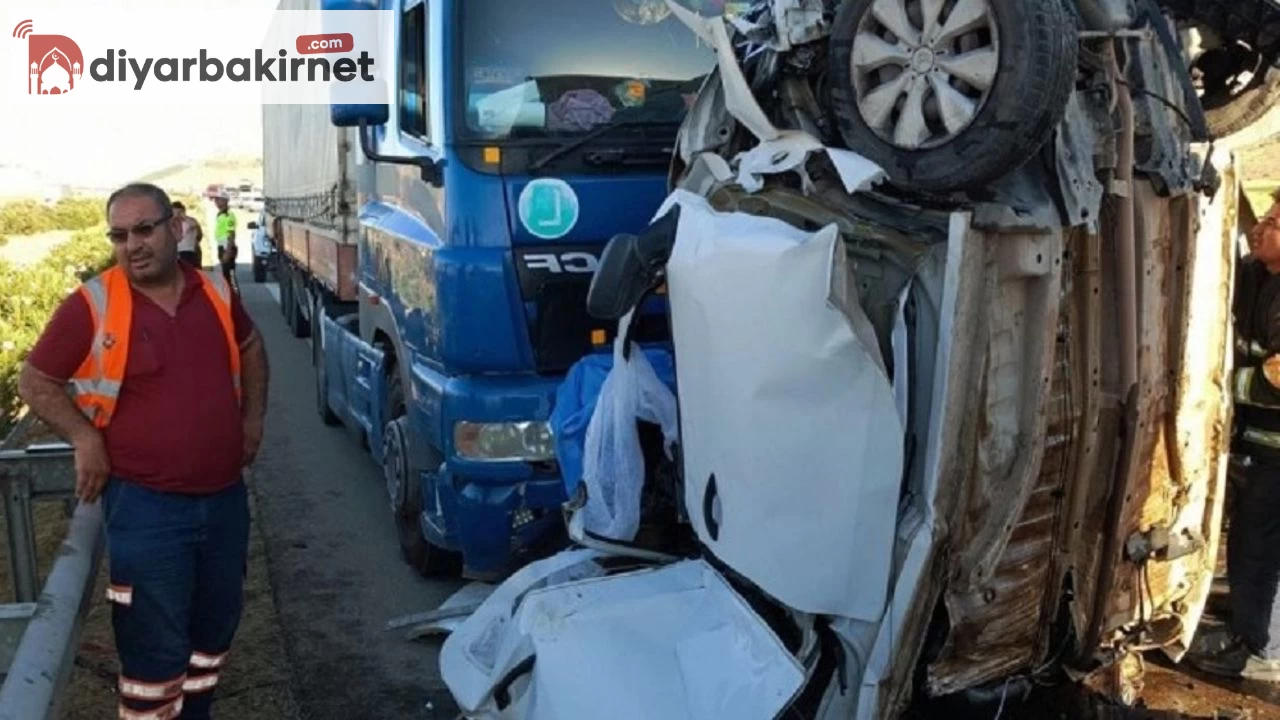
top-left (454, 421), bottom-right (556, 462)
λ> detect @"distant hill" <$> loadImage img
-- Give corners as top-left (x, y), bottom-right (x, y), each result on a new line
top-left (135, 154), bottom-right (263, 196)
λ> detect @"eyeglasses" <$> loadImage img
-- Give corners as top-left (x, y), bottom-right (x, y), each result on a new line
top-left (107, 212), bottom-right (173, 244)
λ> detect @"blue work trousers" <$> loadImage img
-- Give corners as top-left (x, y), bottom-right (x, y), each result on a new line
top-left (102, 477), bottom-right (250, 719)
top-left (1229, 460), bottom-right (1280, 659)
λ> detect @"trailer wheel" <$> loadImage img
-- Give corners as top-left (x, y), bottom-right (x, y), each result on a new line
top-left (279, 264), bottom-right (292, 320)
top-left (287, 277), bottom-right (311, 340)
top-left (313, 296), bottom-right (340, 427)
top-left (827, 0), bottom-right (1077, 192)
top-left (383, 372), bottom-right (461, 578)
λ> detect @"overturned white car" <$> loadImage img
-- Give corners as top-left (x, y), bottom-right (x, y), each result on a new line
top-left (430, 0), bottom-right (1255, 717)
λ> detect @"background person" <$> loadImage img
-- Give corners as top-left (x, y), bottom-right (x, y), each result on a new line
top-left (17, 182), bottom-right (270, 719)
top-left (173, 201), bottom-right (203, 267)
top-left (1188, 188), bottom-right (1280, 682)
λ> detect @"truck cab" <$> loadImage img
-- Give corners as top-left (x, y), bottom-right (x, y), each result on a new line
top-left (319, 0), bottom-right (714, 580)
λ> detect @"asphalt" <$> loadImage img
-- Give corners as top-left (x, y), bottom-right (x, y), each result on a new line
top-left (236, 265), bottom-right (464, 720)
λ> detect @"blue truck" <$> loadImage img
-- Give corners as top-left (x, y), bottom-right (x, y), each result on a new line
top-left (261, 0), bottom-right (713, 579)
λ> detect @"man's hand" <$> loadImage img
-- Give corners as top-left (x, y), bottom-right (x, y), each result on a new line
top-left (242, 416), bottom-right (264, 467)
top-left (73, 430), bottom-right (111, 503)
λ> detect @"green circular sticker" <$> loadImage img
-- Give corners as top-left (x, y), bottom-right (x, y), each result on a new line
top-left (518, 179), bottom-right (580, 240)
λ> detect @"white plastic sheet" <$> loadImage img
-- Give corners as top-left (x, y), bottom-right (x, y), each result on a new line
top-left (580, 311), bottom-right (680, 542)
top-left (663, 189), bottom-right (905, 620)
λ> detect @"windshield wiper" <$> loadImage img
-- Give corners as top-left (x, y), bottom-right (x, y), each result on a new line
top-left (529, 119), bottom-right (672, 173)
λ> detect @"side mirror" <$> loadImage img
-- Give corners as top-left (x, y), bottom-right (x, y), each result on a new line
top-left (587, 204), bottom-right (681, 320)
top-left (247, 222), bottom-right (259, 230)
top-left (331, 103), bottom-right (389, 128)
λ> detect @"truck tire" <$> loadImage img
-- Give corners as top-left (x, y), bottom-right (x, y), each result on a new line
top-left (383, 372), bottom-right (461, 578)
top-left (287, 277), bottom-right (311, 340)
top-left (313, 296), bottom-right (340, 427)
top-left (828, 0), bottom-right (1077, 193)
top-left (279, 264), bottom-right (293, 320)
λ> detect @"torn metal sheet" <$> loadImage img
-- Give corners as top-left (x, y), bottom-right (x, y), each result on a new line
top-left (732, 130), bottom-right (888, 195)
top-left (667, 1), bottom-right (779, 141)
top-left (443, 556), bottom-right (806, 720)
top-left (662, 188), bottom-right (904, 619)
top-left (387, 581), bottom-right (497, 639)
top-left (440, 549), bottom-right (607, 713)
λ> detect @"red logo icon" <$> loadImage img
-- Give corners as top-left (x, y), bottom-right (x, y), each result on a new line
top-left (13, 20), bottom-right (84, 95)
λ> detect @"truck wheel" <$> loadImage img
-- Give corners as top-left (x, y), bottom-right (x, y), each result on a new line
top-left (828, 0), bottom-right (1077, 193)
top-left (383, 373), bottom-right (461, 578)
top-left (252, 255), bottom-right (266, 283)
top-left (279, 265), bottom-right (292, 320)
top-left (288, 280), bottom-right (311, 340)
top-left (313, 296), bottom-right (340, 427)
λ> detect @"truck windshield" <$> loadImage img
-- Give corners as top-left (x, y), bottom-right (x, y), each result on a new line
top-left (459, 0), bottom-right (718, 142)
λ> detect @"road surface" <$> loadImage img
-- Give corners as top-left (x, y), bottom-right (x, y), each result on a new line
top-left (238, 267), bottom-right (465, 719)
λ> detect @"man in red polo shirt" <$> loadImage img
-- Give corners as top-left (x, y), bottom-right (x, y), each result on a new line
top-left (17, 182), bottom-right (269, 720)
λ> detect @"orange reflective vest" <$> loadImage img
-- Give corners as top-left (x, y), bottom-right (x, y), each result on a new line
top-left (70, 265), bottom-right (242, 428)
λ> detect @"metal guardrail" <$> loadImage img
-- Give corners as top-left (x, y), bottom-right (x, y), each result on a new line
top-left (0, 414), bottom-right (101, 720)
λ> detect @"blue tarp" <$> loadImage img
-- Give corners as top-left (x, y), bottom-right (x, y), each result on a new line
top-left (550, 347), bottom-right (678, 495)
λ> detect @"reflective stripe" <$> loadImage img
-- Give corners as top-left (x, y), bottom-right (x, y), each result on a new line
top-left (71, 378), bottom-right (122, 396)
top-left (106, 584), bottom-right (132, 606)
top-left (119, 675), bottom-right (184, 701)
top-left (1243, 427), bottom-right (1280, 450)
top-left (189, 651), bottom-right (227, 669)
top-left (119, 695), bottom-right (183, 720)
top-left (182, 673), bottom-right (218, 693)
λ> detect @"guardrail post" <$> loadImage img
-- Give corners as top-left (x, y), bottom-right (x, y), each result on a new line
top-left (2, 476), bottom-right (37, 604)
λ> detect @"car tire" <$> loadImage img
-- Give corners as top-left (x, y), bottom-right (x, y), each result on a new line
top-left (313, 295), bottom-right (341, 427)
top-left (252, 255), bottom-right (267, 283)
top-left (383, 372), bottom-right (461, 578)
top-left (828, 0), bottom-right (1077, 193)
top-left (1201, 60), bottom-right (1280, 139)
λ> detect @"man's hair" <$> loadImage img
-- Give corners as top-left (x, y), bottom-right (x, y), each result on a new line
top-left (107, 183), bottom-right (172, 220)
top-left (1271, 186), bottom-right (1280, 205)
top-left (171, 201), bottom-right (185, 211)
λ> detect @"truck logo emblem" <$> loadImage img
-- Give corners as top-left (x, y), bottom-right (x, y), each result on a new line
top-left (518, 179), bottom-right (580, 240)
top-left (522, 252), bottom-right (599, 275)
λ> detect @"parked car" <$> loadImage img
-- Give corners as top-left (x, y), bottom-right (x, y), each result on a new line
top-left (247, 213), bottom-right (275, 283)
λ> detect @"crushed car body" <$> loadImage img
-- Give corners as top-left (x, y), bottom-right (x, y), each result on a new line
top-left (431, 0), bottom-right (1263, 716)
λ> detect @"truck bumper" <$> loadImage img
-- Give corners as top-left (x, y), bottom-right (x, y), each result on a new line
top-left (422, 463), bottom-right (565, 580)
top-left (410, 364), bottom-right (569, 580)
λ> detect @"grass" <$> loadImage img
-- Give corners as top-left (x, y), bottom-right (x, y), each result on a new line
top-left (0, 420), bottom-right (297, 719)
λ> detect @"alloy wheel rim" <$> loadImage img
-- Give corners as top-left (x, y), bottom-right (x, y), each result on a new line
top-left (851, 0), bottom-right (1000, 150)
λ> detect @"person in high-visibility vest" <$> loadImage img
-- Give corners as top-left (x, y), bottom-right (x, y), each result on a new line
top-left (17, 182), bottom-right (270, 719)
top-left (1187, 188), bottom-right (1280, 683)
top-left (214, 194), bottom-right (238, 290)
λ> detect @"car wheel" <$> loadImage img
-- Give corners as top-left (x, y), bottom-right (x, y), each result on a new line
top-left (1193, 41), bottom-right (1280, 138)
top-left (252, 255), bottom-right (266, 283)
top-left (313, 296), bottom-right (340, 427)
top-left (383, 372), bottom-right (461, 578)
top-left (828, 0), bottom-right (1077, 193)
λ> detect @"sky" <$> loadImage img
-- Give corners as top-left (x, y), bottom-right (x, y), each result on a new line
top-left (0, 108), bottom-right (264, 187)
